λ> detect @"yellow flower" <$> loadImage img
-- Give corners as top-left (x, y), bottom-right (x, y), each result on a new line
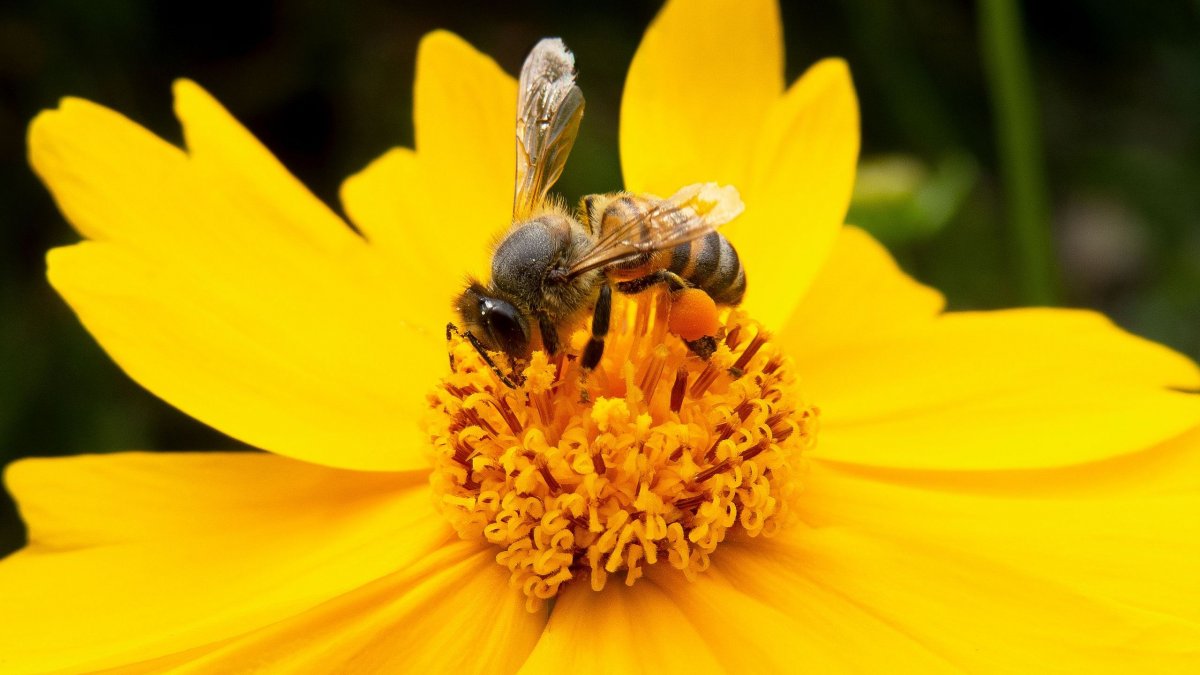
top-left (6, 0), bottom-right (1200, 671)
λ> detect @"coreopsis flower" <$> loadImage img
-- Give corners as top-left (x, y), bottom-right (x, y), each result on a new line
top-left (6, 0), bottom-right (1200, 672)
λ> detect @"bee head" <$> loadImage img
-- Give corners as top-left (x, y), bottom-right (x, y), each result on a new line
top-left (455, 281), bottom-right (532, 359)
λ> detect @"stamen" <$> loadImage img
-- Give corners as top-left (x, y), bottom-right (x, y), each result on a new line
top-left (689, 361), bottom-right (722, 398)
top-left (537, 462), bottom-right (561, 492)
top-left (633, 290), bottom-right (654, 339)
top-left (729, 329), bottom-right (769, 377)
top-left (532, 391), bottom-right (553, 428)
top-left (724, 324), bottom-right (742, 350)
top-left (491, 397), bottom-right (523, 435)
top-left (704, 424), bottom-right (735, 461)
top-left (428, 299), bottom-right (818, 612)
top-left (637, 345), bottom-right (669, 401)
top-left (670, 367), bottom-right (688, 413)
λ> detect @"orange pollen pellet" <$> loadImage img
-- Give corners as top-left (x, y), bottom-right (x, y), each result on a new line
top-left (668, 288), bottom-right (720, 341)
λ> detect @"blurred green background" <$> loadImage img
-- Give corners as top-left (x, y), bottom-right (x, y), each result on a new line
top-left (1, 0), bottom-right (1198, 555)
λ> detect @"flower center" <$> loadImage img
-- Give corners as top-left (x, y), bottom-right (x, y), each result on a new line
top-left (426, 291), bottom-right (818, 612)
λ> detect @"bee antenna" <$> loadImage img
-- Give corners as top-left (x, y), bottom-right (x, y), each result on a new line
top-left (446, 322), bottom-right (520, 389)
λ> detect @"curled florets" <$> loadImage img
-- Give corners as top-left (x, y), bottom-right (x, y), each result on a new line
top-left (426, 293), bottom-right (817, 612)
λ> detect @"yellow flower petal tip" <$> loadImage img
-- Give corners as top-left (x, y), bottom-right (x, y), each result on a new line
top-left (417, 28), bottom-right (484, 59)
top-left (427, 292), bottom-right (817, 612)
top-left (171, 77), bottom-right (204, 102)
top-left (621, 0), bottom-right (783, 195)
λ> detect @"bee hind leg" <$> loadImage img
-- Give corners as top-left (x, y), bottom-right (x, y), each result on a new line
top-left (616, 275), bottom-right (723, 361)
top-left (684, 335), bottom-right (719, 359)
top-left (614, 271), bottom-right (688, 295)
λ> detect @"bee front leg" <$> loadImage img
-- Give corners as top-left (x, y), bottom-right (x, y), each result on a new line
top-left (446, 322), bottom-right (519, 389)
top-left (538, 315), bottom-right (561, 356)
top-left (581, 284), bottom-right (612, 371)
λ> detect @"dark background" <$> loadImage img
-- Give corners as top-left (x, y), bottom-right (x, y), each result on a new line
top-left (2, 1), bottom-right (1198, 555)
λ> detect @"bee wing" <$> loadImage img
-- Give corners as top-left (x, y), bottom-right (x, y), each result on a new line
top-left (568, 183), bottom-right (745, 277)
top-left (513, 38), bottom-right (585, 220)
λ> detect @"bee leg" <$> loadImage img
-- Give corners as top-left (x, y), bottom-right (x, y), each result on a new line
top-left (582, 195), bottom-right (602, 235)
top-left (614, 270), bottom-right (688, 295)
top-left (445, 322), bottom-right (519, 389)
top-left (538, 315), bottom-right (561, 356)
top-left (445, 322), bottom-right (457, 371)
top-left (684, 335), bottom-right (719, 359)
top-left (581, 284), bottom-right (612, 371)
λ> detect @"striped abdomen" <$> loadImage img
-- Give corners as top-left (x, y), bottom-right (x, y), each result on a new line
top-left (667, 231), bottom-right (746, 305)
top-left (594, 195), bottom-right (747, 305)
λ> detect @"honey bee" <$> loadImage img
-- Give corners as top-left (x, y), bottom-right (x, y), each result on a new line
top-left (452, 38), bottom-right (747, 387)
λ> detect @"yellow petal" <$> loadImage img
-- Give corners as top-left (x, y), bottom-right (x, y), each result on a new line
top-left (651, 554), bottom-right (958, 672)
top-left (340, 148), bottom-right (453, 324)
top-left (29, 87), bottom-right (359, 264)
top-left (731, 58), bottom-right (860, 328)
top-left (518, 580), bottom-right (726, 675)
top-left (47, 242), bottom-right (441, 472)
top-left (158, 547), bottom-right (541, 673)
top-left (174, 80), bottom-right (363, 256)
top-left (343, 30), bottom-right (516, 299)
top-left (621, 0), bottom-right (783, 196)
top-left (0, 452), bottom-right (524, 672)
top-left (28, 96), bottom-right (182, 245)
top-left (782, 225), bottom-right (944, 354)
top-left (802, 309), bottom-right (1200, 469)
top-left (32, 85), bottom-right (443, 471)
top-left (528, 522), bottom-right (988, 672)
top-left (716, 457), bottom-right (1200, 670)
top-left (415, 30), bottom-right (515, 233)
top-left (817, 424), bottom-right (1200, 501)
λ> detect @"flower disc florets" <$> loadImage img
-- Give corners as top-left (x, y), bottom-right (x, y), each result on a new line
top-left (426, 291), bottom-right (818, 612)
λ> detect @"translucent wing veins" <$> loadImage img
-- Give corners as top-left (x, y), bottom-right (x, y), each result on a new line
top-left (567, 183), bottom-right (745, 278)
top-left (514, 38), bottom-right (585, 220)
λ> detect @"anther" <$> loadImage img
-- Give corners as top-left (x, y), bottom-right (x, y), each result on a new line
top-left (531, 391), bottom-right (553, 427)
top-left (451, 443), bottom-right (472, 467)
top-left (730, 330), bottom-right (769, 376)
top-left (538, 463), bottom-right (561, 492)
top-left (633, 291), bottom-right (654, 338)
top-left (638, 345), bottom-right (669, 400)
top-left (670, 368), bottom-right (688, 413)
top-left (740, 439), bottom-right (770, 461)
top-left (690, 361), bottom-right (721, 398)
top-left (674, 492), bottom-right (710, 511)
top-left (705, 424), bottom-right (735, 461)
top-left (491, 397), bottom-right (523, 434)
top-left (463, 408), bottom-right (498, 436)
top-left (724, 324), bottom-right (742, 350)
top-left (733, 399), bottom-right (756, 422)
top-left (693, 459), bottom-right (733, 484)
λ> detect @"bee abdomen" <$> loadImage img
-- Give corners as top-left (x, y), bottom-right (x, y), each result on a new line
top-left (669, 231), bottom-right (746, 305)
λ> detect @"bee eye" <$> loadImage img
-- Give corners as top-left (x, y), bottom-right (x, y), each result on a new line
top-left (482, 298), bottom-right (530, 357)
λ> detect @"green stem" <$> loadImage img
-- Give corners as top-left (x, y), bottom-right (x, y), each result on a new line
top-left (979, 0), bottom-right (1059, 305)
